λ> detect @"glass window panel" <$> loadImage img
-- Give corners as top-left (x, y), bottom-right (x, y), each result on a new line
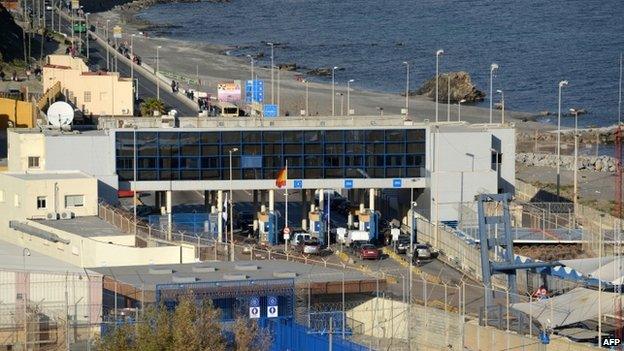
top-left (180, 132), bottom-right (200, 144)
top-left (368, 168), bottom-right (384, 178)
top-left (345, 156), bottom-right (363, 166)
top-left (346, 130), bottom-right (364, 142)
top-left (263, 131), bottom-right (282, 143)
top-left (138, 170), bottom-right (157, 181)
top-left (263, 169), bottom-right (279, 179)
top-left (138, 157), bottom-right (156, 169)
top-left (283, 131), bottom-right (303, 143)
top-left (406, 155), bottom-right (423, 166)
top-left (180, 157), bottom-right (199, 169)
top-left (263, 156), bottom-right (279, 168)
top-left (385, 129), bottom-right (404, 141)
top-left (159, 132), bottom-right (179, 145)
top-left (180, 144), bottom-right (199, 156)
top-left (138, 144), bottom-right (157, 156)
top-left (325, 143), bottom-right (344, 154)
top-left (373, 143), bottom-right (384, 154)
top-left (345, 168), bottom-right (364, 178)
top-left (406, 129), bottom-right (426, 141)
top-left (304, 168), bottom-right (322, 178)
top-left (324, 168), bottom-right (344, 178)
top-left (201, 157), bottom-right (219, 168)
top-left (221, 156), bottom-right (240, 168)
top-left (159, 145), bottom-right (179, 157)
top-left (118, 171), bottom-right (132, 181)
top-left (324, 156), bottom-right (342, 167)
top-left (201, 132), bottom-right (220, 144)
top-left (386, 143), bottom-right (404, 153)
top-left (159, 158), bottom-right (179, 169)
top-left (304, 155), bottom-right (321, 167)
top-left (406, 167), bottom-right (422, 177)
top-left (365, 130), bottom-right (384, 142)
top-left (386, 167), bottom-right (403, 177)
top-left (116, 158), bottom-right (132, 169)
top-left (159, 170), bottom-right (179, 180)
top-left (201, 145), bottom-right (219, 156)
top-left (201, 170), bottom-right (220, 180)
top-left (385, 155), bottom-right (404, 166)
top-left (222, 131), bottom-right (241, 143)
top-left (285, 156), bottom-right (301, 167)
top-left (181, 170), bottom-right (200, 180)
top-left (288, 168), bottom-right (302, 179)
top-left (346, 143), bottom-right (364, 154)
top-left (242, 131), bottom-right (261, 142)
top-left (263, 144), bottom-right (281, 154)
top-left (116, 132), bottom-right (133, 144)
top-left (304, 144), bottom-right (322, 154)
top-left (117, 144), bottom-right (133, 157)
top-left (284, 144), bottom-right (302, 154)
top-left (242, 144), bottom-right (261, 154)
top-left (304, 131), bottom-right (321, 142)
top-left (407, 142), bottom-right (426, 153)
top-left (325, 130), bottom-right (344, 142)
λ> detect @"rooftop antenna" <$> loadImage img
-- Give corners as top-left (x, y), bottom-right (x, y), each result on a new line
top-left (46, 101), bottom-right (74, 128)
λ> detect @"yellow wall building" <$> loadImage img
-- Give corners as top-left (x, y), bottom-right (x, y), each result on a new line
top-left (43, 55), bottom-right (133, 116)
top-left (0, 97), bottom-right (34, 128)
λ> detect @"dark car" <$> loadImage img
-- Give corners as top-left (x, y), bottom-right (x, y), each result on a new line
top-left (393, 236), bottom-right (411, 254)
top-left (358, 244), bottom-right (380, 260)
top-left (411, 244), bottom-right (438, 263)
top-left (235, 212), bottom-right (254, 235)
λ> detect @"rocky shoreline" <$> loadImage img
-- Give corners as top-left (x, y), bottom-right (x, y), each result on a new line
top-left (516, 152), bottom-right (618, 172)
top-left (517, 125), bottom-right (623, 146)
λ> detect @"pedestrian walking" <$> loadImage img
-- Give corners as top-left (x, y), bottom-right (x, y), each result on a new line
top-left (171, 80), bottom-right (176, 93)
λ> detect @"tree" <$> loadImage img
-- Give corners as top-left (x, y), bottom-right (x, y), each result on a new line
top-left (232, 316), bottom-right (271, 351)
top-left (140, 98), bottom-right (165, 117)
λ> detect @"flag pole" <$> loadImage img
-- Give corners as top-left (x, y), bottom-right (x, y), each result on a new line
top-left (285, 160), bottom-right (289, 252)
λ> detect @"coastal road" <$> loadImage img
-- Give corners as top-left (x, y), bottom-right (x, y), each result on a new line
top-left (54, 9), bottom-right (197, 116)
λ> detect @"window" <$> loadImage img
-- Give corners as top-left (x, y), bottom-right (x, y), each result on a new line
top-left (14, 194), bottom-right (20, 207)
top-left (28, 156), bottom-right (40, 169)
top-left (84, 91), bottom-right (91, 102)
top-left (37, 196), bottom-right (47, 209)
top-left (65, 195), bottom-right (84, 207)
top-left (0, 190), bottom-right (4, 203)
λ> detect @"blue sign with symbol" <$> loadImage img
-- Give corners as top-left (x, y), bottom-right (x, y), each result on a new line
top-left (294, 180), bottom-right (303, 189)
top-left (344, 179), bottom-right (353, 189)
top-left (245, 80), bottom-right (264, 103)
top-left (393, 179), bottom-right (402, 188)
top-left (314, 221), bottom-right (321, 232)
top-left (263, 104), bottom-right (279, 117)
top-left (268, 296), bottom-right (278, 306)
top-left (249, 296), bottom-right (260, 307)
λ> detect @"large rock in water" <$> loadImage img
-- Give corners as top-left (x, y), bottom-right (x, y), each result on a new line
top-left (416, 71), bottom-right (485, 103)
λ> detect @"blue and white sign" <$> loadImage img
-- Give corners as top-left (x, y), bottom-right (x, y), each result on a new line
top-left (293, 180), bottom-right (303, 189)
top-left (267, 296), bottom-right (278, 318)
top-left (263, 104), bottom-right (279, 117)
top-left (392, 179), bottom-right (402, 188)
top-left (344, 179), bottom-right (354, 189)
top-left (249, 296), bottom-right (261, 319)
top-left (245, 80), bottom-right (264, 103)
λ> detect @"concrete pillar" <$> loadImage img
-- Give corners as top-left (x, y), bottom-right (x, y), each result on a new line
top-left (319, 189), bottom-right (324, 211)
top-left (369, 189), bottom-right (375, 212)
top-left (301, 189), bottom-right (308, 230)
top-left (154, 191), bottom-right (161, 210)
top-left (269, 190), bottom-right (275, 212)
top-left (217, 190), bottom-right (223, 242)
top-left (166, 190), bottom-right (172, 241)
top-left (260, 190), bottom-right (266, 206)
top-left (204, 190), bottom-right (210, 212)
top-left (253, 190), bottom-right (258, 210)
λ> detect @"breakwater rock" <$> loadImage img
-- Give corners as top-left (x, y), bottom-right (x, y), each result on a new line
top-left (516, 153), bottom-right (618, 172)
top-left (118, 0), bottom-right (228, 12)
top-left (416, 71), bottom-right (485, 103)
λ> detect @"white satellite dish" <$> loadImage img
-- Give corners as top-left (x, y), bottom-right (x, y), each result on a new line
top-left (46, 101), bottom-right (74, 127)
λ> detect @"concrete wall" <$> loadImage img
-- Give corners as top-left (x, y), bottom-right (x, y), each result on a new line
top-left (491, 127), bottom-right (516, 194)
top-left (7, 130), bottom-right (46, 172)
top-left (0, 98), bottom-right (34, 128)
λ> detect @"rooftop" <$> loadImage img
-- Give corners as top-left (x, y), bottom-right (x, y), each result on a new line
top-left (3, 171), bottom-right (92, 180)
top-left (0, 240), bottom-right (83, 273)
top-left (35, 216), bottom-right (127, 238)
top-left (89, 260), bottom-right (371, 291)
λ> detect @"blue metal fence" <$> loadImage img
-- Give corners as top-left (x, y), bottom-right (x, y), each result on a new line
top-left (148, 212), bottom-right (218, 237)
top-left (263, 319), bottom-right (368, 351)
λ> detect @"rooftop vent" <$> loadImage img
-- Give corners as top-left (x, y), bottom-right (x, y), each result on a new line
top-left (223, 274), bottom-right (248, 280)
top-left (273, 272), bottom-right (298, 278)
top-left (192, 265), bottom-right (217, 273)
top-left (235, 264), bottom-right (259, 271)
top-left (172, 276), bottom-right (198, 284)
top-left (149, 267), bottom-right (173, 275)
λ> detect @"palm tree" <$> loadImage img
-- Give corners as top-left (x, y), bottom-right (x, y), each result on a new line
top-left (140, 98), bottom-right (165, 117)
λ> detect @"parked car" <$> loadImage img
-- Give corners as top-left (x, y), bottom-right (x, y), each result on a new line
top-left (411, 244), bottom-right (434, 262)
top-left (358, 244), bottom-right (380, 260)
top-left (393, 236), bottom-right (411, 254)
top-left (235, 212), bottom-right (254, 235)
top-left (299, 238), bottom-right (321, 255)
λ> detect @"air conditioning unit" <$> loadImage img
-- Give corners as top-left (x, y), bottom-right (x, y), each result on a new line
top-left (46, 212), bottom-right (59, 220)
top-left (59, 211), bottom-right (73, 220)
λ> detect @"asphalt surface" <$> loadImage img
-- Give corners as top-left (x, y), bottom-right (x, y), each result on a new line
top-left (53, 9), bottom-right (197, 116)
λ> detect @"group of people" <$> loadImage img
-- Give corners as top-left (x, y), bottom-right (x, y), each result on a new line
top-left (171, 80), bottom-right (180, 93)
top-left (0, 70), bottom-right (18, 82)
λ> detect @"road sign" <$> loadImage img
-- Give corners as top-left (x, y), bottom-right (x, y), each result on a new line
top-left (267, 296), bottom-right (278, 318)
top-left (283, 227), bottom-right (291, 240)
top-left (249, 306), bottom-right (260, 319)
top-left (344, 179), bottom-right (353, 189)
top-left (113, 26), bottom-right (122, 39)
top-left (263, 104), bottom-right (279, 117)
top-left (293, 180), bottom-right (303, 189)
top-left (393, 179), bottom-right (402, 188)
top-left (245, 80), bottom-right (264, 103)
top-left (249, 296), bottom-right (260, 307)
top-left (71, 0), bottom-right (79, 10)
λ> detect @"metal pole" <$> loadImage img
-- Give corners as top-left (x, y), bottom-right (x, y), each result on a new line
top-left (328, 316), bottom-right (333, 351)
top-left (332, 67), bottom-right (337, 116)
top-left (489, 63), bottom-right (499, 124)
top-left (130, 34), bottom-right (134, 83)
top-left (85, 13), bottom-right (89, 60)
top-left (573, 110), bottom-right (579, 215)
top-left (269, 42), bottom-right (274, 104)
top-left (447, 74), bottom-right (451, 121)
top-left (404, 61), bottom-right (409, 117)
top-left (305, 80), bottom-right (309, 116)
top-left (106, 20), bottom-right (110, 71)
top-left (619, 53), bottom-right (623, 125)
top-left (341, 272), bottom-right (345, 338)
top-left (557, 80), bottom-right (568, 198)
top-left (133, 126), bottom-right (137, 237)
top-left (435, 51), bottom-right (442, 122)
top-left (229, 148), bottom-right (238, 261)
top-left (156, 46), bottom-right (161, 100)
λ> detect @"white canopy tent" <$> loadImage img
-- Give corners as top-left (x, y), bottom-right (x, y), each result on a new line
top-left (561, 256), bottom-right (624, 284)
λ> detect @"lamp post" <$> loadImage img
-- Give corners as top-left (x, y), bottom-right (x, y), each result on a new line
top-left (447, 73), bottom-right (451, 121)
top-left (130, 34), bottom-right (135, 82)
top-left (435, 49), bottom-right (444, 122)
top-left (496, 89), bottom-right (505, 123)
top-left (106, 19), bottom-right (110, 71)
top-left (347, 79), bottom-right (354, 116)
top-left (85, 13), bottom-right (90, 60)
top-left (268, 42), bottom-right (274, 104)
top-left (403, 61), bottom-right (409, 117)
top-left (304, 79), bottom-right (309, 116)
top-left (570, 108), bottom-right (580, 214)
top-left (331, 66), bottom-right (338, 116)
top-left (489, 63), bottom-right (499, 123)
top-left (229, 147), bottom-right (238, 262)
top-left (246, 55), bottom-right (254, 113)
top-left (457, 99), bottom-right (466, 122)
top-left (556, 80), bottom-right (569, 198)
top-left (156, 45), bottom-right (162, 100)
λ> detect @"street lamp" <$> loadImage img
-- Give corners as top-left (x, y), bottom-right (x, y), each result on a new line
top-left (156, 45), bottom-right (162, 100)
top-left (106, 19), bottom-right (110, 71)
top-left (267, 42), bottom-right (275, 104)
top-left (435, 49), bottom-right (444, 122)
top-left (130, 34), bottom-right (135, 82)
top-left (347, 79), bottom-right (354, 116)
top-left (570, 108), bottom-right (580, 214)
top-left (556, 80), bottom-right (569, 198)
top-left (331, 66), bottom-right (338, 116)
top-left (303, 79), bottom-right (309, 117)
top-left (489, 63), bottom-right (499, 123)
top-left (457, 99), bottom-right (466, 122)
top-left (229, 147), bottom-right (239, 262)
top-left (403, 61), bottom-right (409, 117)
top-left (85, 13), bottom-right (90, 60)
top-left (496, 89), bottom-right (505, 123)
top-left (246, 55), bottom-right (254, 113)
top-left (336, 92), bottom-right (344, 116)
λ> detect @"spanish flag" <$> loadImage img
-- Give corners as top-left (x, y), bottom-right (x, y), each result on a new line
top-left (275, 166), bottom-right (287, 188)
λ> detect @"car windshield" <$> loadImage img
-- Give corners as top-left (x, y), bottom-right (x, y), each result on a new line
top-left (361, 245), bottom-right (375, 250)
top-left (398, 237), bottom-right (410, 243)
top-left (304, 241), bottom-right (319, 246)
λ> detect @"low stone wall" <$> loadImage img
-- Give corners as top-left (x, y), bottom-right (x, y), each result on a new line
top-left (516, 152), bottom-right (617, 172)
